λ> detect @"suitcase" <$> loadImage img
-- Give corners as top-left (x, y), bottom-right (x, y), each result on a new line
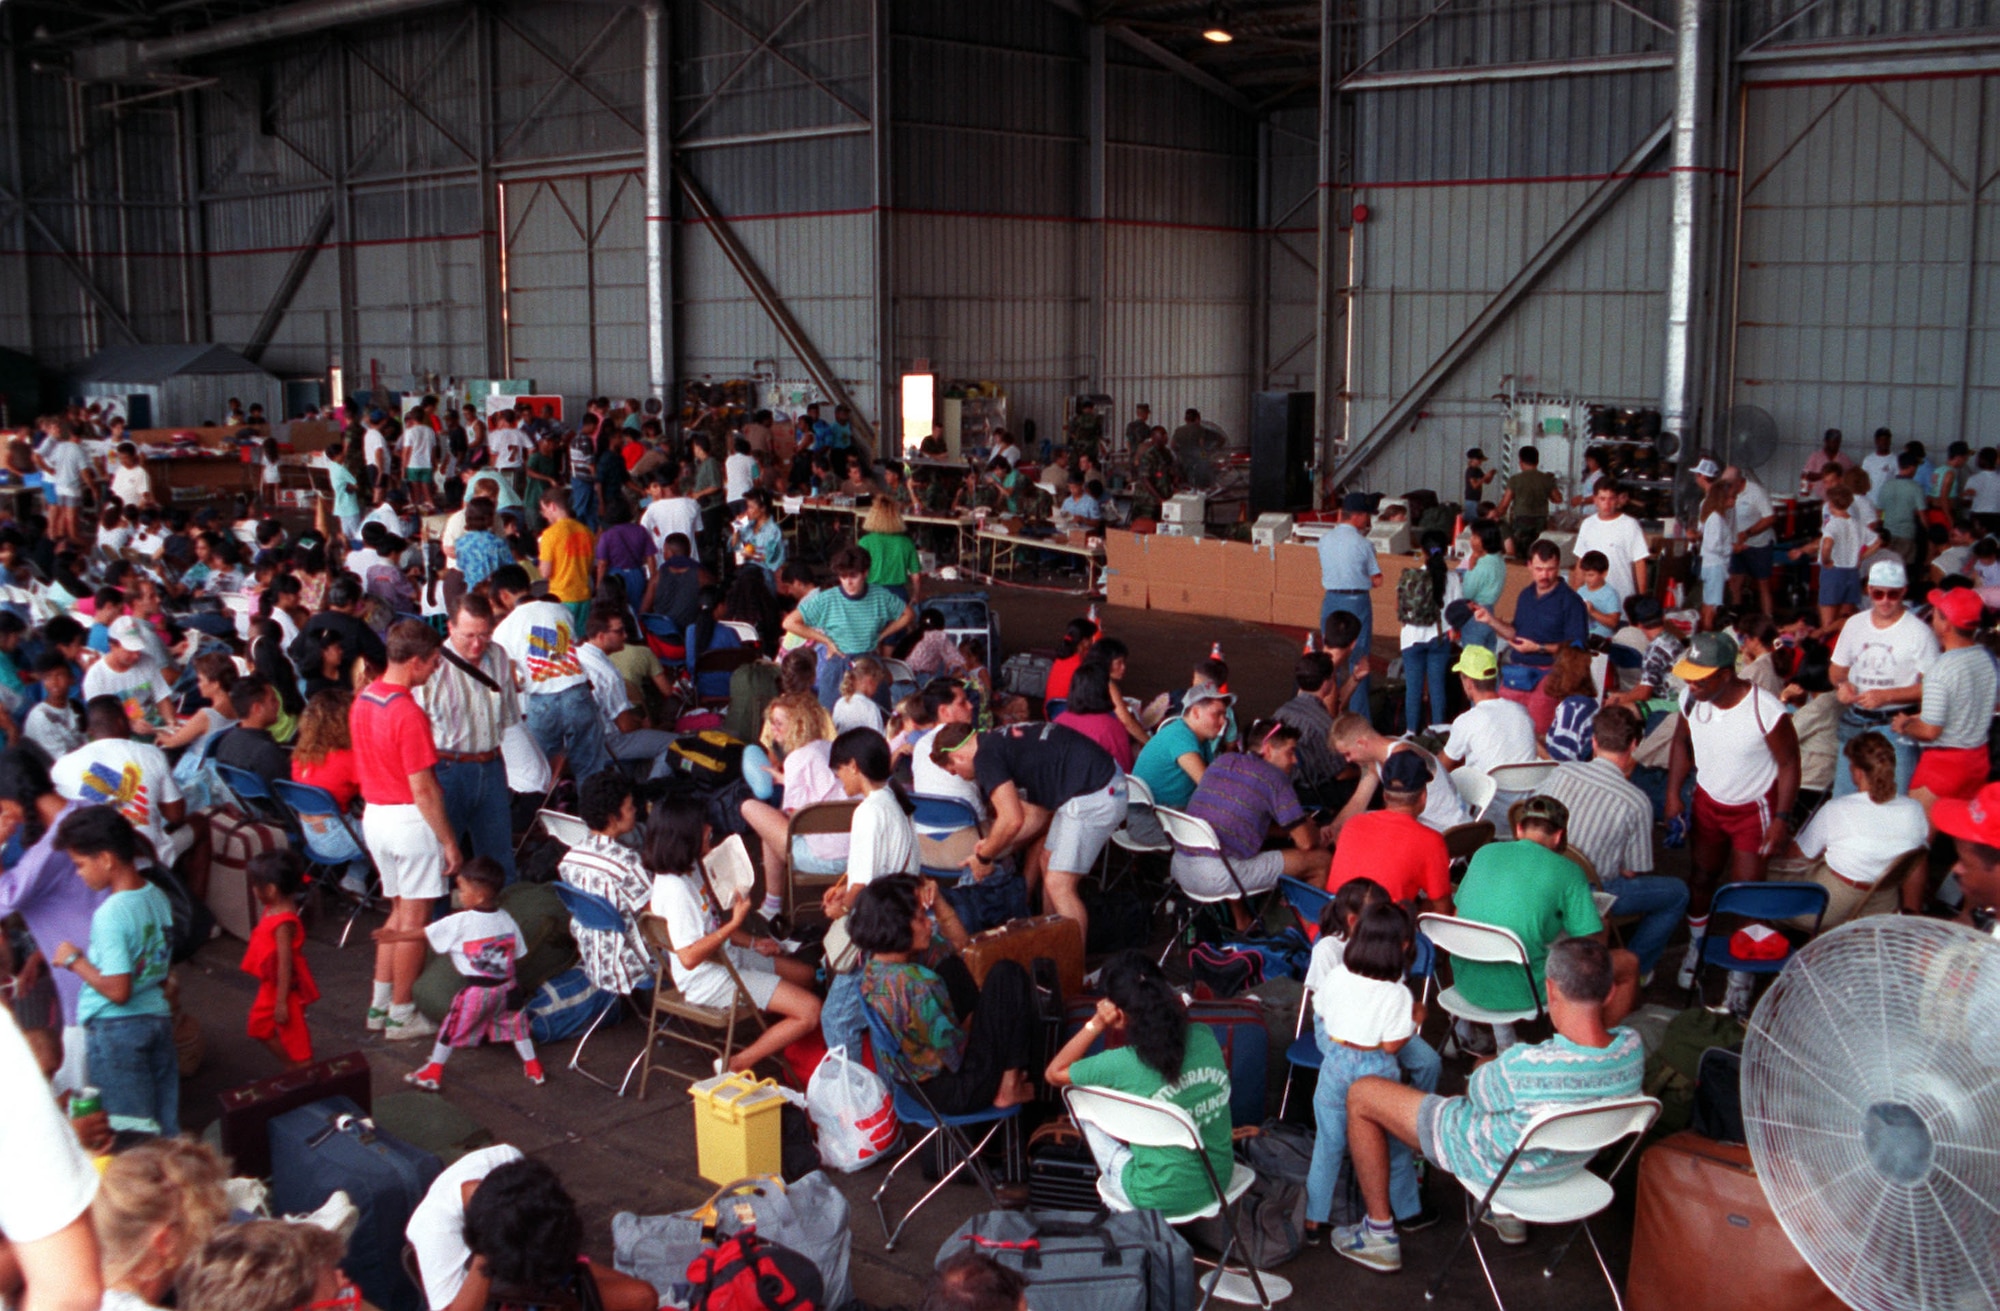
top-left (1627, 1132), bottom-right (1845, 1311)
top-left (268, 1095), bottom-right (442, 1311)
top-left (960, 913), bottom-right (1085, 1003)
top-left (206, 809), bottom-right (286, 942)
top-left (217, 1050), bottom-right (372, 1179)
top-left (1061, 997), bottom-right (1270, 1128)
top-left (1027, 1119), bottom-right (1103, 1211)
top-left (938, 1209), bottom-right (1194, 1311)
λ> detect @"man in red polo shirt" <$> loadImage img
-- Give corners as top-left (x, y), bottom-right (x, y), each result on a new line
top-left (355, 619), bottom-right (461, 1040)
top-left (1327, 749), bottom-right (1452, 911)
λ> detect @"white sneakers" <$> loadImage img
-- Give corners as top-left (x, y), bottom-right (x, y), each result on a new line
top-left (384, 1010), bottom-right (437, 1042)
top-left (1676, 937), bottom-right (1703, 990)
top-left (286, 1190), bottom-right (361, 1243)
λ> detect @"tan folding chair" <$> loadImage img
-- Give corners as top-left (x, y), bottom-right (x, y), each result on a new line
top-left (782, 798), bottom-right (862, 925)
top-left (635, 912), bottom-right (769, 1099)
top-left (1561, 844), bottom-right (1643, 947)
top-left (1442, 820), bottom-right (1495, 882)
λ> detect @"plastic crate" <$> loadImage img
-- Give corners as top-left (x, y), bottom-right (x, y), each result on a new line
top-left (688, 1072), bottom-right (787, 1184)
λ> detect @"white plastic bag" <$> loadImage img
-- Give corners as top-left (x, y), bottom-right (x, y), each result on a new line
top-left (805, 1044), bottom-right (897, 1173)
top-left (502, 720), bottom-right (550, 794)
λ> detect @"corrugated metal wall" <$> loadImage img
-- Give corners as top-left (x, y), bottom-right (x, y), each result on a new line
top-left (1732, 75), bottom-right (2000, 474)
top-left (1260, 108), bottom-right (1324, 396)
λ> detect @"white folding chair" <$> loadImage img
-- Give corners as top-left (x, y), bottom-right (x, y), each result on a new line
top-left (1101, 773), bottom-right (1171, 893)
top-left (538, 809), bottom-right (592, 849)
top-left (720, 620), bottom-right (762, 644)
top-left (1417, 913), bottom-right (1542, 1040)
top-left (1486, 761), bottom-right (1556, 803)
top-left (1429, 1096), bottom-right (1661, 1309)
top-left (1449, 767), bottom-right (1497, 822)
top-left (1064, 1086), bottom-right (1290, 1309)
top-left (1155, 807), bottom-right (1256, 965)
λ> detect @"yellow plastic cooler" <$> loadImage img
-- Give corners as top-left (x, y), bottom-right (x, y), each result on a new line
top-left (687, 1072), bottom-right (788, 1183)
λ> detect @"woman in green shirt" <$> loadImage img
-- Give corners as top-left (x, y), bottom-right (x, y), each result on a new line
top-left (1046, 951), bottom-right (1234, 1217)
top-left (1459, 520), bottom-right (1506, 650)
top-left (858, 497), bottom-right (922, 604)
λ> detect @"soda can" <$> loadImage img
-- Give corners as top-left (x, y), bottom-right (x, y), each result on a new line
top-left (70, 1085), bottom-right (101, 1119)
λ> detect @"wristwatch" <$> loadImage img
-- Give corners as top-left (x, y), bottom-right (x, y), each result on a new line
top-left (59, 949), bottom-right (81, 969)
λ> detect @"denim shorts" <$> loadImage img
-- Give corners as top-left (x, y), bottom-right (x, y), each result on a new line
top-left (1700, 561), bottom-right (1730, 603)
top-left (1818, 564), bottom-right (1861, 608)
top-left (1730, 545), bottom-right (1775, 580)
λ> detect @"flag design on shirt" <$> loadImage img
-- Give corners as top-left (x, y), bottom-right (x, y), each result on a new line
top-left (524, 622), bottom-right (582, 683)
top-left (80, 759), bottom-right (152, 827)
top-left (462, 933), bottom-right (519, 982)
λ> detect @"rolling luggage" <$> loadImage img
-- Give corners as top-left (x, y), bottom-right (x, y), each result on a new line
top-left (217, 1050), bottom-right (372, 1179)
top-left (1627, 1132), bottom-right (1844, 1311)
top-left (206, 809), bottom-right (287, 942)
top-left (960, 914), bottom-right (1084, 1002)
top-left (268, 1095), bottom-right (442, 1311)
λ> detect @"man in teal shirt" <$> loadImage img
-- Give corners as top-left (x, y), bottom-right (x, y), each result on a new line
top-left (1874, 450), bottom-right (1927, 569)
top-left (324, 441), bottom-right (363, 540)
top-left (1132, 687), bottom-right (1232, 813)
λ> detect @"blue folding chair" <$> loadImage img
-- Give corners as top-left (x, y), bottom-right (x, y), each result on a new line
top-left (269, 779), bottom-right (378, 949)
top-left (911, 793), bottom-right (982, 883)
top-left (1690, 880), bottom-right (1830, 1004)
top-left (1275, 877), bottom-right (1332, 1117)
top-left (213, 762), bottom-right (299, 835)
top-left (862, 999), bottom-right (1021, 1251)
top-left (553, 881), bottom-right (649, 1096)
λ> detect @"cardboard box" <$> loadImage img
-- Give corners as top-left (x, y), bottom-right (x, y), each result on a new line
top-left (1271, 591), bottom-right (1324, 630)
top-left (1101, 530), bottom-right (1149, 582)
top-left (1225, 586), bottom-right (1273, 625)
top-left (1273, 543), bottom-right (1323, 597)
top-left (1106, 575), bottom-right (1148, 610)
top-left (1221, 541), bottom-right (1277, 596)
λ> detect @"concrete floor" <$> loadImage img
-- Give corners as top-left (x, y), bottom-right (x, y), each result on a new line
top-left (173, 581), bottom-right (1657, 1311)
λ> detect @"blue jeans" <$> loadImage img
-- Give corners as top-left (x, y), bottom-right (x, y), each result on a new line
top-left (88, 1013), bottom-right (178, 1136)
top-left (1307, 1031), bottom-right (1423, 1224)
top-left (1600, 874), bottom-right (1690, 976)
top-left (1831, 713), bottom-right (1918, 798)
top-left (437, 757), bottom-right (515, 882)
top-left (570, 477), bottom-right (597, 530)
top-left (815, 651), bottom-right (855, 711)
top-left (1320, 590), bottom-right (1373, 716)
top-left (525, 685), bottom-right (613, 786)
top-left (1401, 637), bottom-right (1452, 734)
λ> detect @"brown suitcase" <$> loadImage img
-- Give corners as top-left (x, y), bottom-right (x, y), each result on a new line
top-left (218, 1051), bottom-right (372, 1179)
top-left (960, 914), bottom-right (1085, 1002)
top-left (1627, 1132), bottom-right (1845, 1311)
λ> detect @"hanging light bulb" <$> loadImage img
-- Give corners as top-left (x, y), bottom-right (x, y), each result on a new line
top-left (1202, 3), bottom-right (1234, 42)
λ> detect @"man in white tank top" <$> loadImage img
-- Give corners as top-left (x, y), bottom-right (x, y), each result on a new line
top-left (1664, 631), bottom-right (1800, 1006)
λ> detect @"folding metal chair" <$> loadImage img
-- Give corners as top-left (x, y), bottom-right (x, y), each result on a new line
top-left (1486, 761), bottom-right (1556, 799)
top-left (1442, 821), bottom-right (1496, 882)
top-left (1449, 767), bottom-right (1497, 822)
top-left (1065, 1085), bottom-right (1290, 1309)
top-left (214, 761), bottom-right (299, 834)
top-left (1101, 773), bottom-right (1171, 895)
top-left (1417, 913), bottom-right (1543, 1047)
top-left (782, 798), bottom-right (861, 926)
top-left (634, 912), bottom-right (768, 1098)
top-left (1154, 806), bottom-right (1259, 965)
top-left (268, 778), bottom-right (378, 948)
top-left (1428, 1096), bottom-right (1661, 1309)
top-left (538, 808), bottom-right (593, 849)
top-left (862, 1002), bottom-right (1020, 1251)
top-left (911, 793), bottom-right (982, 883)
top-left (1688, 880), bottom-right (1829, 1005)
top-left (552, 881), bottom-right (649, 1096)
top-left (1274, 876), bottom-right (1333, 1118)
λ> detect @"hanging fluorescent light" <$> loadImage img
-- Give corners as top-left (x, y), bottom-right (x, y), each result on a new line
top-left (1202, 3), bottom-right (1233, 42)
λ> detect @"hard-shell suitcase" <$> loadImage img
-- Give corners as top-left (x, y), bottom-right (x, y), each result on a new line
top-left (960, 913), bottom-right (1085, 1003)
top-left (206, 809), bottom-right (286, 941)
top-left (217, 1050), bottom-right (372, 1179)
top-left (267, 1095), bottom-right (443, 1311)
top-left (1627, 1132), bottom-right (1845, 1311)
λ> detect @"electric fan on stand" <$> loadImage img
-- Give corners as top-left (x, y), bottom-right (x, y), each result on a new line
top-left (1741, 917), bottom-right (2000, 1311)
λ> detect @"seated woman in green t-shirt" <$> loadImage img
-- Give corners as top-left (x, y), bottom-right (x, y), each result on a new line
top-left (1046, 952), bottom-right (1234, 1217)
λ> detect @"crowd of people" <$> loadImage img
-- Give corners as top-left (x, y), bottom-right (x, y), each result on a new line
top-left (1, 398), bottom-right (1998, 1306)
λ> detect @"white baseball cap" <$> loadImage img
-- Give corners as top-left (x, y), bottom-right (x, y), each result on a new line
top-left (107, 616), bottom-right (149, 653)
top-left (1690, 458), bottom-right (1721, 479)
top-left (1867, 558), bottom-right (1908, 589)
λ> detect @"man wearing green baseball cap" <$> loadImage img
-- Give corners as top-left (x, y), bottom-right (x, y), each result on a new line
top-left (1664, 629), bottom-right (1800, 1008)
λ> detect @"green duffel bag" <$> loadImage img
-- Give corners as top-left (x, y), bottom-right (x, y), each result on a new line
top-left (415, 881), bottom-right (581, 1021)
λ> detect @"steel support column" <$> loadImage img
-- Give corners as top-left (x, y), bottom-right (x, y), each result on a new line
top-left (1312, 0), bottom-right (1340, 471)
top-left (1956, 78), bottom-right (1988, 445)
top-left (477, 4), bottom-right (505, 377)
top-left (643, 0), bottom-right (672, 403)
top-left (1253, 119), bottom-right (1270, 392)
top-left (4, 42), bottom-right (32, 360)
top-left (870, 0), bottom-right (892, 457)
top-left (333, 41), bottom-right (360, 380)
top-left (1086, 22), bottom-right (1107, 396)
top-left (1662, 0), bottom-right (1712, 456)
top-left (1329, 117), bottom-right (1674, 490)
top-left (675, 163), bottom-right (875, 452)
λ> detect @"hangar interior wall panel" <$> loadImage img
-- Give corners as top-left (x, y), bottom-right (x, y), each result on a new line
top-left (1733, 75), bottom-right (2000, 469)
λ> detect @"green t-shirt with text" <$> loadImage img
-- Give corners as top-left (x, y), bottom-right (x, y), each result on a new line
top-left (1071, 1025), bottom-right (1233, 1215)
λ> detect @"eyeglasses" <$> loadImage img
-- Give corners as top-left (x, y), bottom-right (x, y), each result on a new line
top-left (1867, 588), bottom-right (1905, 600)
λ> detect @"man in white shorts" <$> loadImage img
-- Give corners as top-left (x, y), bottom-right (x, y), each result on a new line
top-left (355, 619), bottom-right (460, 1041)
top-left (932, 721), bottom-right (1129, 941)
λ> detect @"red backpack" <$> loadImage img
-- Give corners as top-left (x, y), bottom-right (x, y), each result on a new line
top-left (686, 1227), bottom-right (823, 1311)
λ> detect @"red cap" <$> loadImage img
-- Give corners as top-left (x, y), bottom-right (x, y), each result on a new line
top-left (1931, 586), bottom-right (1985, 629)
top-left (1934, 782), bottom-right (2000, 850)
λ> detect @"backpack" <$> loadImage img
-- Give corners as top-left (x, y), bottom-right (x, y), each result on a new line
top-left (1395, 563), bottom-right (1441, 627)
top-left (1643, 1004), bottom-right (1746, 1137)
top-left (686, 1226), bottom-right (823, 1311)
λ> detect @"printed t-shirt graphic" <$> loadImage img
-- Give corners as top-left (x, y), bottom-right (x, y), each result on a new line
top-left (78, 758), bottom-right (153, 830)
top-left (524, 620), bottom-right (582, 684)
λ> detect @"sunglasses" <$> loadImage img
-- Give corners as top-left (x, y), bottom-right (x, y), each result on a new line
top-left (1868, 588), bottom-right (1905, 600)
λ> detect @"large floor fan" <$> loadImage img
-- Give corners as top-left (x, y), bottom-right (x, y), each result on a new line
top-left (1742, 917), bottom-right (2000, 1310)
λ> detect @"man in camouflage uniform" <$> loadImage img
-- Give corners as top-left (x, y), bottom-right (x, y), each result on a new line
top-left (1066, 399), bottom-right (1104, 468)
top-left (1132, 425), bottom-right (1178, 521)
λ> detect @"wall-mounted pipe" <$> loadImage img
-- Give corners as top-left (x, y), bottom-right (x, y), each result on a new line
top-left (75, 0), bottom-right (459, 80)
top-left (643, 1), bottom-right (671, 403)
top-left (1661, 0), bottom-right (1709, 456)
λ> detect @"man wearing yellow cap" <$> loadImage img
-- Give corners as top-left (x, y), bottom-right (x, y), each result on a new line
top-left (1438, 645), bottom-right (1538, 778)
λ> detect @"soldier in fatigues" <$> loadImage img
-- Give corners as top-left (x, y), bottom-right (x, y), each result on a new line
top-left (1132, 425), bottom-right (1178, 521)
top-left (1066, 399), bottom-right (1104, 468)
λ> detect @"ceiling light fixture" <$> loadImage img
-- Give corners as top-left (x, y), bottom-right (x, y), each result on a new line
top-left (1202, 3), bottom-right (1233, 42)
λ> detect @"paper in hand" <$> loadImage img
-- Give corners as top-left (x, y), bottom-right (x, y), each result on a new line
top-left (703, 833), bottom-right (757, 910)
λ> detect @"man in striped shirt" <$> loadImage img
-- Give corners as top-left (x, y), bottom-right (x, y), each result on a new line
top-left (1537, 705), bottom-right (1689, 982)
top-left (416, 593), bottom-right (524, 881)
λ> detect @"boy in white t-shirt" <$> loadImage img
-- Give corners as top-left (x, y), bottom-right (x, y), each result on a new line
top-left (1796, 485), bottom-right (1876, 631)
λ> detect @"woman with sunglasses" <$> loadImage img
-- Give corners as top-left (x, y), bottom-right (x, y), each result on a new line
top-left (1173, 718), bottom-right (1332, 932)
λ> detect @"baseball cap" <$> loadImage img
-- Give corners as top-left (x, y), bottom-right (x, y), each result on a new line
top-left (1626, 595), bottom-right (1664, 627)
top-left (1183, 685), bottom-right (1237, 712)
top-left (1341, 491), bottom-right (1373, 514)
top-left (1691, 457), bottom-right (1721, 479)
top-left (1509, 794), bottom-right (1569, 831)
top-left (1380, 749), bottom-right (1433, 794)
top-left (1934, 781), bottom-right (2000, 850)
top-left (107, 616), bottom-right (149, 653)
top-left (1932, 586), bottom-right (1984, 629)
top-left (1451, 645), bottom-right (1498, 680)
top-left (1867, 558), bottom-right (1908, 589)
top-left (1672, 630), bottom-right (1739, 682)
